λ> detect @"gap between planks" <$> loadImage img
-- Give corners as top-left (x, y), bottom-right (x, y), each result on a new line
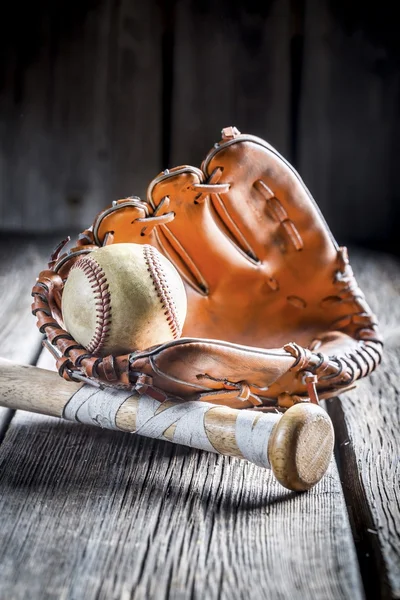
top-left (328, 251), bottom-right (400, 600)
top-left (0, 235), bottom-right (59, 436)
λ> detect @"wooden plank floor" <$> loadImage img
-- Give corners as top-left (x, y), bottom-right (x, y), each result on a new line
top-left (0, 237), bottom-right (398, 599)
top-left (0, 236), bottom-right (58, 439)
top-left (328, 252), bottom-right (400, 600)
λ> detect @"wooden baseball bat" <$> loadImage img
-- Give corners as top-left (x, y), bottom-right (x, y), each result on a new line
top-left (0, 358), bottom-right (334, 491)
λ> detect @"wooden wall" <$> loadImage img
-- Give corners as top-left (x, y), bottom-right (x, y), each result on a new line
top-left (0, 0), bottom-right (399, 253)
top-left (0, 0), bottom-right (162, 230)
top-left (298, 0), bottom-right (400, 251)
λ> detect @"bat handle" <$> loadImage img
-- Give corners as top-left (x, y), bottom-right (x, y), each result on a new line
top-left (268, 403), bottom-right (335, 491)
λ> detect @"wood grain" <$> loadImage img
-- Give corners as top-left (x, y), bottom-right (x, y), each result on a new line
top-left (170, 0), bottom-right (291, 167)
top-left (0, 358), bottom-right (81, 418)
top-left (0, 0), bottom-right (162, 231)
top-left (0, 236), bottom-right (50, 361)
top-left (0, 236), bottom-right (56, 435)
top-left (0, 410), bottom-right (363, 600)
top-left (268, 403), bottom-right (334, 491)
top-left (328, 250), bottom-right (400, 600)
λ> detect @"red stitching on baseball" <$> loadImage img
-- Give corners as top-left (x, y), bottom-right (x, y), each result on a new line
top-left (143, 245), bottom-right (182, 339)
top-left (70, 256), bottom-right (112, 355)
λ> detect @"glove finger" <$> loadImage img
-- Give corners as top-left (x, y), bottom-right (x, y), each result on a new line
top-left (202, 129), bottom-right (339, 290)
top-left (147, 166), bottom-right (256, 296)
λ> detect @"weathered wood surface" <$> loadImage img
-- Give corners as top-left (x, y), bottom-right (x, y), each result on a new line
top-left (0, 239), bottom-right (365, 599)
top-left (170, 0), bottom-right (291, 167)
top-left (328, 251), bottom-right (400, 600)
top-left (0, 0), bottom-right (162, 231)
top-left (299, 0), bottom-right (400, 252)
top-left (0, 236), bottom-right (55, 437)
top-left (0, 413), bottom-right (362, 600)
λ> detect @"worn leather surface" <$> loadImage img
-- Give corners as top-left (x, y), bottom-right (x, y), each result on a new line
top-left (32, 127), bottom-right (382, 409)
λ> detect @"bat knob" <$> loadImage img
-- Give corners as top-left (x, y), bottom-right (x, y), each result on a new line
top-left (268, 403), bottom-right (335, 491)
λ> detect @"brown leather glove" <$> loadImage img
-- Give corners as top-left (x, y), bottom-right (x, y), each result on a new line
top-left (32, 127), bottom-right (382, 411)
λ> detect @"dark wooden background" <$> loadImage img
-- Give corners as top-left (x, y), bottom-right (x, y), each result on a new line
top-left (1, 0), bottom-right (400, 254)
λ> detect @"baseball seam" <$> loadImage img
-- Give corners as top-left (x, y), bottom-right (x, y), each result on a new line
top-left (70, 256), bottom-right (112, 355)
top-left (143, 245), bottom-right (182, 339)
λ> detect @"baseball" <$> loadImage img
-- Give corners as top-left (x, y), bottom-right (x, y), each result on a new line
top-left (61, 243), bottom-right (187, 356)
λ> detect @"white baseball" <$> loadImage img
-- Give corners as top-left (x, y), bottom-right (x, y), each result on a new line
top-left (61, 243), bottom-right (187, 356)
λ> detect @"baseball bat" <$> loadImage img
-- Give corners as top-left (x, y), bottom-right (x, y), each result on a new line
top-left (0, 358), bottom-right (334, 491)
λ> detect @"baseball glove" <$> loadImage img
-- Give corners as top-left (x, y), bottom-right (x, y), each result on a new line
top-left (32, 126), bottom-right (382, 411)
